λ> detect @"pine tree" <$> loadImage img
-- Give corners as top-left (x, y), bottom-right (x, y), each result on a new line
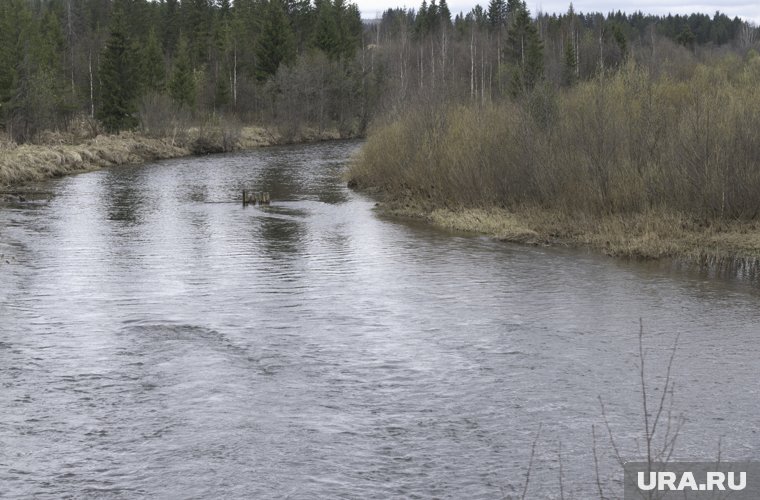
top-left (97, 4), bottom-right (139, 132)
top-left (169, 36), bottom-right (196, 108)
top-left (255, 0), bottom-right (295, 80)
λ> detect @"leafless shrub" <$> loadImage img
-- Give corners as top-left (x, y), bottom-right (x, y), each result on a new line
top-left (138, 93), bottom-right (192, 145)
top-left (594, 320), bottom-right (685, 499)
top-left (351, 55), bottom-right (760, 222)
top-left (191, 114), bottom-right (242, 154)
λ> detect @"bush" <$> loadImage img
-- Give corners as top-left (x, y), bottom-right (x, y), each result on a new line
top-left (350, 56), bottom-right (760, 220)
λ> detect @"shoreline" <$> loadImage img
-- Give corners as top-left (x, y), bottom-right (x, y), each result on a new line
top-left (0, 126), bottom-right (346, 189)
top-left (375, 198), bottom-right (760, 265)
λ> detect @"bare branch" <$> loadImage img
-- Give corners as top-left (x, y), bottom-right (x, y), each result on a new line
top-left (592, 424), bottom-right (607, 500)
top-left (599, 396), bottom-right (624, 467)
top-left (650, 331), bottom-right (681, 443)
top-left (521, 423), bottom-right (542, 500)
top-left (558, 440), bottom-right (566, 500)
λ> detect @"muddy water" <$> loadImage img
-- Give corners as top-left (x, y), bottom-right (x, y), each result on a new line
top-left (1, 141), bottom-right (758, 498)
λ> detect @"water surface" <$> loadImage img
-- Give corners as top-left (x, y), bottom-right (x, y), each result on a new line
top-left (1, 141), bottom-right (758, 498)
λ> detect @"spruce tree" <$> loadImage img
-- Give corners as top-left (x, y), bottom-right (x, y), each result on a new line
top-left (415, 1), bottom-right (429, 37)
top-left (438, 0), bottom-right (452, 28)
top-left (312, 0), bottom-right (341, 59)
top-left (142, 29), bottom-right (166, 93)
top-left (562, 39), bottom-right (577, 87)
top-left (340, 4), bottom-right (363, 59)
top-left (487, 0), bottom-right (506, 29)
top-left (169, 36), bottom-right (196, 108)
top-left (506, 1), bottom-right (543, 94)
top-left (97, 4), bottom-right (139, 132)
top-left (255, 0), bottom-right (296, 79)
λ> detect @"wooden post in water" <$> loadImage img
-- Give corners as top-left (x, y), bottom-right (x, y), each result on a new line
top-left (242, 190), bottom-right (247, 207)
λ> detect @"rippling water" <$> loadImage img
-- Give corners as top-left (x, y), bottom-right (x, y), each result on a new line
top-left (1, 141), bottom-right (759, 498)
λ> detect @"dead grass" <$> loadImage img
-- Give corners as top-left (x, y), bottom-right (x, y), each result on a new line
top-left (380, 201), bottom-right (760, 263)
top-left (238, 126), bottom-right (342, 149)
top-left (0, 126), bottom-right (347, 188)
top-left (0, 133), bottom-right (190, 187)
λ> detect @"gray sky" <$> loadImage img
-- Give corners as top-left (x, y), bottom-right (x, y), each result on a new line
top-left (357, 0), bottom-right (760, 23)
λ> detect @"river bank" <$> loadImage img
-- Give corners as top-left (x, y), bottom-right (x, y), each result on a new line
top-left (373, 198), bottom-right (760, 264)
top-left (0, 126), bottom-right (343, 189)
top-left (347, 59), bottom-right (760, 266)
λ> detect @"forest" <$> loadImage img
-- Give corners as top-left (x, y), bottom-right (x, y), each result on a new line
top-left (0, 0), bottom-right (757, 146)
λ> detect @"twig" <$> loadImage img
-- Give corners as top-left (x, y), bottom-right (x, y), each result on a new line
top-left (521, 423), bottom-right (542, 500)
top-left (558, 440), bottom-right (565, 500)
top-left (599, 396), bottom-right (624, 467)
top-left (592, 424), bottom-right (607, 500)
top-left (638, 318), bottom-right (652, 467)
top-left (650, 331), bottom-right (681, 446)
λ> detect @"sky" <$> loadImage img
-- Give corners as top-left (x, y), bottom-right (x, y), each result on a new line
top-left (356, 0), bottom-right (760, 23)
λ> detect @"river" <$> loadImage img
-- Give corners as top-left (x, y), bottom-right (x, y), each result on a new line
top-left (1, 140), bottom-right (758, 498)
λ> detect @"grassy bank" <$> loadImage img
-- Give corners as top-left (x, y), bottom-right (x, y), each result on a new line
top-left (348, 55), bottom-right (760, 263)
top-left (0, 126), bottom-right (344, 189)
top-left (382, 201), bottom-right (760, 262)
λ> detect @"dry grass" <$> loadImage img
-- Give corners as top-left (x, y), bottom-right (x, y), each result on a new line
top-left (381, 201), bottom-right (760, 262)
top-left (238, 126), bottom-right (342, 149)
top-left (0, 125), bottom-right (347, 188)
top-left (0, 133), bottom-right (190, 187)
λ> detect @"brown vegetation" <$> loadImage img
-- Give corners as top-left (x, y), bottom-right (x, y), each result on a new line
top-left (0, 123), bottom-right (344, 188)
top-left (0, 133), bottom-right (188, 187)
top-left (349, 53), bottom-right (760, 262)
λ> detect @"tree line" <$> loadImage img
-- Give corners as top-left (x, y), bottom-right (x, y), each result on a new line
top-left (0, 0), bottom-right (757, 143)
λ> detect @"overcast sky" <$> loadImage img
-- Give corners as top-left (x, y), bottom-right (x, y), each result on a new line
top-left (356, 0), bottom-right (760, 23)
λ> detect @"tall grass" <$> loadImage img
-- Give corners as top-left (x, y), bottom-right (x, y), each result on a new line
top-left (350, 53), bottom-right (760, 220)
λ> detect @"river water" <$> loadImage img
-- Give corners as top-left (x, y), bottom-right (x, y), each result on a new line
top-left (1, 140), bottom-right (758, 498)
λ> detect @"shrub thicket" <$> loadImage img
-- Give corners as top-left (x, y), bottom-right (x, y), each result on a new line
top-left (351, 53), bottom-right (760, 220)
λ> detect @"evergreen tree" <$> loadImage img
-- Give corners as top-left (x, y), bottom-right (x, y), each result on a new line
top-left (97, 4), bottom-right (139, 132)
top-left (162, 0), bottom-right (180, 56)
top-left (340, 3), bottom-right (363, 59)
top-left (142, 29), bottom-right (166, 93)
top-left (255, 0), bottom-right (296, 80)
top-left (184, 0), bottom-right (212, 66)
top-left (506, 1), bottom-right (543, 93)
top-left (438, 0), bottom-right (452, 28)
top-left (169, 36), bottom-right (196, 108)
top-left (612, 24), bottom-right (628, 60)
top-left (415, 1), bottom-right (429, 37)
top-left (214, 74), bottom-right (231, 110)
top-left (427, 0), bottom-right (439, 31)
top-left (561, 38), bottom-right (577, 87)
top-left (487, 0), bottom-right (506, 29)
top-left (505, 0), bottom-right (522, 22)
top-left (312, 0), bottom-right (341, 58)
